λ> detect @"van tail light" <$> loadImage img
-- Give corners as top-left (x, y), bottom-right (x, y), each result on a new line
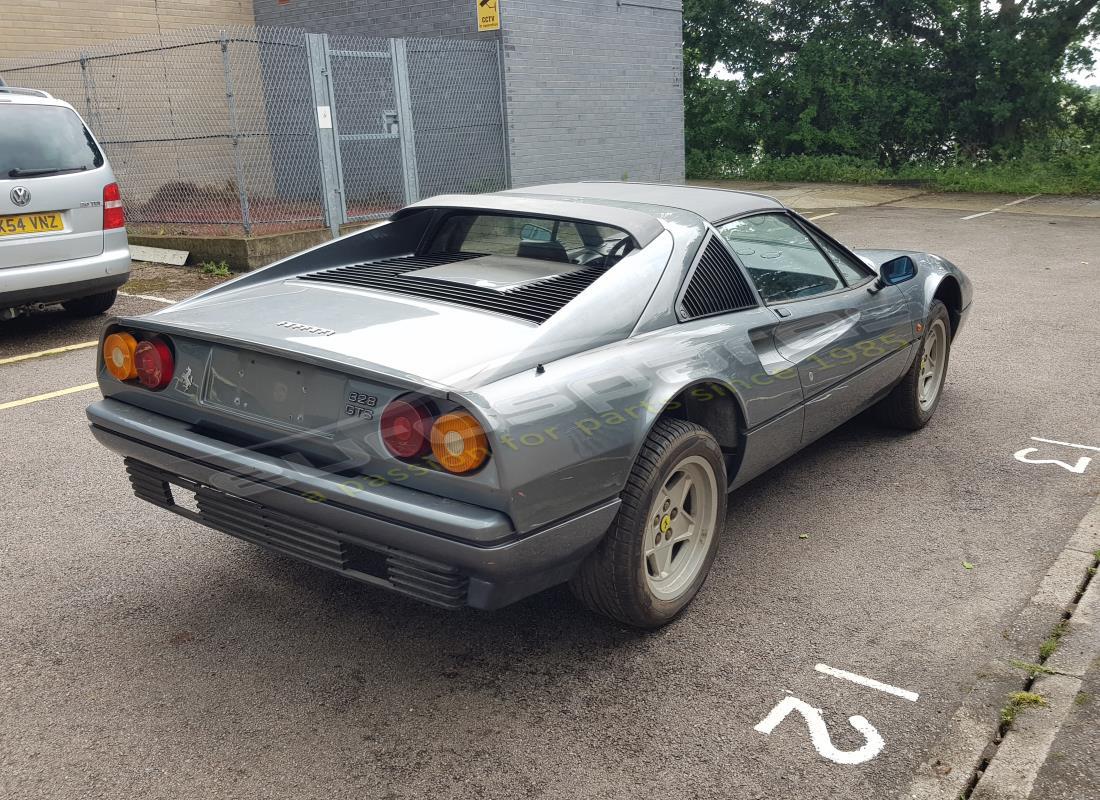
top-left (103, 182), bottom-right (125, 229)
top-left (430, 411), bottom-right (489, 474)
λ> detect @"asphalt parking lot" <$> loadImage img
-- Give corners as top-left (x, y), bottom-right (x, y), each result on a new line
top-left (2, 197), bottom-right (1098, 799)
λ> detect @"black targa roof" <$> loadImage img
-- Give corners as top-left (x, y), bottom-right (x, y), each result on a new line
top-left (506, 182), bottom-right (784, 223)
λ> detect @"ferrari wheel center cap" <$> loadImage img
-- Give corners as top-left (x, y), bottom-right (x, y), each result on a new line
top-left (660, 514), bottom-right (672, 534)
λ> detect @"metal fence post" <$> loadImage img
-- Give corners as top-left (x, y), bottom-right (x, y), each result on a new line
top-left (220, 33), bottom-right (253, 236)
top-left (306, 33), bottom-right (344, 238)
top-left (390, 38), bottom-right (420, 204)
top-left (495, 38), bottom-right (512, 190)
top-left (78, 52), bottom-right (94, 127)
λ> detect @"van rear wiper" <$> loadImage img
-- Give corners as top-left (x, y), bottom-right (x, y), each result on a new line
top-left (7, 165), bottom-right (88, 178)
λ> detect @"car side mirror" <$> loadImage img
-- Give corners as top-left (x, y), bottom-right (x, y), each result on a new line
top-left (880, 255), bottom-right (917, 286)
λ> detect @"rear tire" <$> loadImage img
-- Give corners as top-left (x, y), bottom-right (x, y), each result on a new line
top-left (62, 289), bottom-right (118, 317)
top-left (875, 299), bottom-right (952, 430)
top-left (570, 418), bottom-right (727, 628)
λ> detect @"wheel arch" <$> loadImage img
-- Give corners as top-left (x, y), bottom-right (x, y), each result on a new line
top-left (931, 275), bottom-right (963, 338)
top-left (643, 378), bottom-right (749, 484)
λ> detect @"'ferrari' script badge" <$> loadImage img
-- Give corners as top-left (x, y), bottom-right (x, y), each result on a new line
top-left (276, 320), bottom-right (336, 336)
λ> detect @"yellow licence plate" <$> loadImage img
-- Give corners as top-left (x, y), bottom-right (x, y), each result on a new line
top-left (0, 212), bottom-right (64, 237)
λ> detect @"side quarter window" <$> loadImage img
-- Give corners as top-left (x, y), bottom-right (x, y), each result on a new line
top-left (808, 231), bottom-right (874, 286)
top-left (679, 234), bottom-right (758, 320)
top-left (719, 214), bottom-right (844, 304)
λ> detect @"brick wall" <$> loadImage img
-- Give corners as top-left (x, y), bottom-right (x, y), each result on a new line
top-left (0, 8), bottom-right (282, 220)
top-left (500, 0), bottom-right (685, 187)
top-left (253, 0), bottom-right (497, 40)
top-left (0, 0), bottom-right (255, 56)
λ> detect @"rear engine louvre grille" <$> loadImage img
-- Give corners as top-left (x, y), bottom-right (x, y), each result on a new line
top-left (680, 236), bottom-right (758, 320)
top-left (124, 458), bottom-right (469, 609)
top-left (298, 252), bottom-right (606, 324)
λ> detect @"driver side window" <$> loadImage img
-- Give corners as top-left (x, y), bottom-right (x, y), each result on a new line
top-left (719, 214), bottom-right (843, 304)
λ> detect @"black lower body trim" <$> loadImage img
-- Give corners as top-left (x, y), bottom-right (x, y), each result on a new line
top-left (125, 458), bottom-right (470, 609)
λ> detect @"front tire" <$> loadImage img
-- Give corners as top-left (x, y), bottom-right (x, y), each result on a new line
top-left (62, 289), bottom-right (118, 317)
top-left (570, 418), bottom-right (727, 628)
top-left (875, 299), bottom-right (952, 430)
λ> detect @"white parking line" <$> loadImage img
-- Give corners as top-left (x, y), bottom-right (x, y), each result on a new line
top-left (814, 663), bottom-right (920, 702)
top-left (807, 212), bottom-right (838, 221)
top-left (119, 291), bottom-right (175, 304)
top-left (961, 194), bottom-right (1039, 221)
top-left (0, 382), bottom-right (98, 411)
top-left (1031, 437), bottom-right (1100, 453)
top-left (0, 340), bottom-right (98, 366)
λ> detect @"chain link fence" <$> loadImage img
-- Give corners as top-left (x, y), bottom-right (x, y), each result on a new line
top-left (0, 26), bottom-right (509, 237)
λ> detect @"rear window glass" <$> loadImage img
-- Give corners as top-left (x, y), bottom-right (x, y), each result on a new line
top-left (428, 213), bottom-right (634, 267)
top-left (0, 105), bottom-right (104, 177)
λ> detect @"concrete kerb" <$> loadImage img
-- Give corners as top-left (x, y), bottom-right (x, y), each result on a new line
top-left (907, 500), bottom-right (1100, 800)
top-left (971, 538), bottom-right (1100, 800)
top-left (128, 221), bottom-right (380, 272)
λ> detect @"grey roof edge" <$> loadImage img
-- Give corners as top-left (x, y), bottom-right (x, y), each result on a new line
top-left (393, 193), bottom-right (667, 247)
top-left (580, 181), bottom-right (787, 211)
top-left (504, 182), bottom-right (785, 222)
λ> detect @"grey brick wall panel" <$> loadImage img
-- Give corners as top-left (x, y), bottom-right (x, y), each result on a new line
top-left (254, 0), bottom-right (685, 189)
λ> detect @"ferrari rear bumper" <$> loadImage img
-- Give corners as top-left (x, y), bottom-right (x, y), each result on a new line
top-left (87, 398), bottom-right (619, 610)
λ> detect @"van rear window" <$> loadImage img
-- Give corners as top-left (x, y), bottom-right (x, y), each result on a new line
top-left (0, 105), bottom-right (104, 177)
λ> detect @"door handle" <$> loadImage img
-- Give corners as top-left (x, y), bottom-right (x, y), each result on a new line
top-left (774, 307), bottom-right (792, 318)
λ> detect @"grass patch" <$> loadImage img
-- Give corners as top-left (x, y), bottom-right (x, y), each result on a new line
top-left (686, 151), bottom-right (1100, 195)
top-left (1001, 691), bottom-right (1048, 726)
top-left (1039, 620), bottom-right (1070, 662)
top-left (1075, 691), bottom-right (1092, 707)
top-left (1009, 659), bottom-right (1055, 677)
top-left (199, 260), bottom-right (232, 278)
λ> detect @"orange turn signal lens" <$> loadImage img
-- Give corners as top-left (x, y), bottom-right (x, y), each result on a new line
top-left (103, 332), bottom-right (138, 381)
top-left (430, 411), bottom-right (489, 474)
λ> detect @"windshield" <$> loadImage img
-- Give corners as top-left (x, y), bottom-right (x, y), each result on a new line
top-left (428, 213), bottom-right (635, 268)
top-left (0, 105), bottom-right (104, 177)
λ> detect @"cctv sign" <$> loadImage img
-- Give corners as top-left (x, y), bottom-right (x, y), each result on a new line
top-left (476, 0), bottom-right (500, 31)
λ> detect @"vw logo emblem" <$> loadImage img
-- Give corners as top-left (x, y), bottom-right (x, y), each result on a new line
top-left (10, 186), bottom-right (30, 207)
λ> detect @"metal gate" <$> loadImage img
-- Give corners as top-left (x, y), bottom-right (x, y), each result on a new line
top-left (306, 33), bottom-right (508, 236)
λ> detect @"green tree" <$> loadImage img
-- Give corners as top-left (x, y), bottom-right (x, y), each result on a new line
top-left (684, 1), bottom-right (1100, 160)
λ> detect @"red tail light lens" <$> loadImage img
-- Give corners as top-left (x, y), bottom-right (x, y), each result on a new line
top-left (380, 397), bottom-right (434, 458)
top-left (103, 182), bottom-right (125, 229)
top-left (133, 338), bottom-right (174, 390)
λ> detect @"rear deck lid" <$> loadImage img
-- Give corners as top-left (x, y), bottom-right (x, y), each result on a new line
top-left (0, 103), bottom-right (107, 269)
top-left (147, 279), bottom-right (543, 390)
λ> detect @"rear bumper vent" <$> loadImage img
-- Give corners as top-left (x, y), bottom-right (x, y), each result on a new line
top-left (123, 458), bottom-right (470, 609)
top-left (299, 252), bottom-right (607, 324)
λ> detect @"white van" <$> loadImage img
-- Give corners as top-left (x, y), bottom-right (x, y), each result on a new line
top-left (0, 86), bottom-right (131, 319)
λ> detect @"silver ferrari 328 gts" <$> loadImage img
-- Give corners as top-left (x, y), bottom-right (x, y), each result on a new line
top-left (88, 183), bottom-right (972, 627)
